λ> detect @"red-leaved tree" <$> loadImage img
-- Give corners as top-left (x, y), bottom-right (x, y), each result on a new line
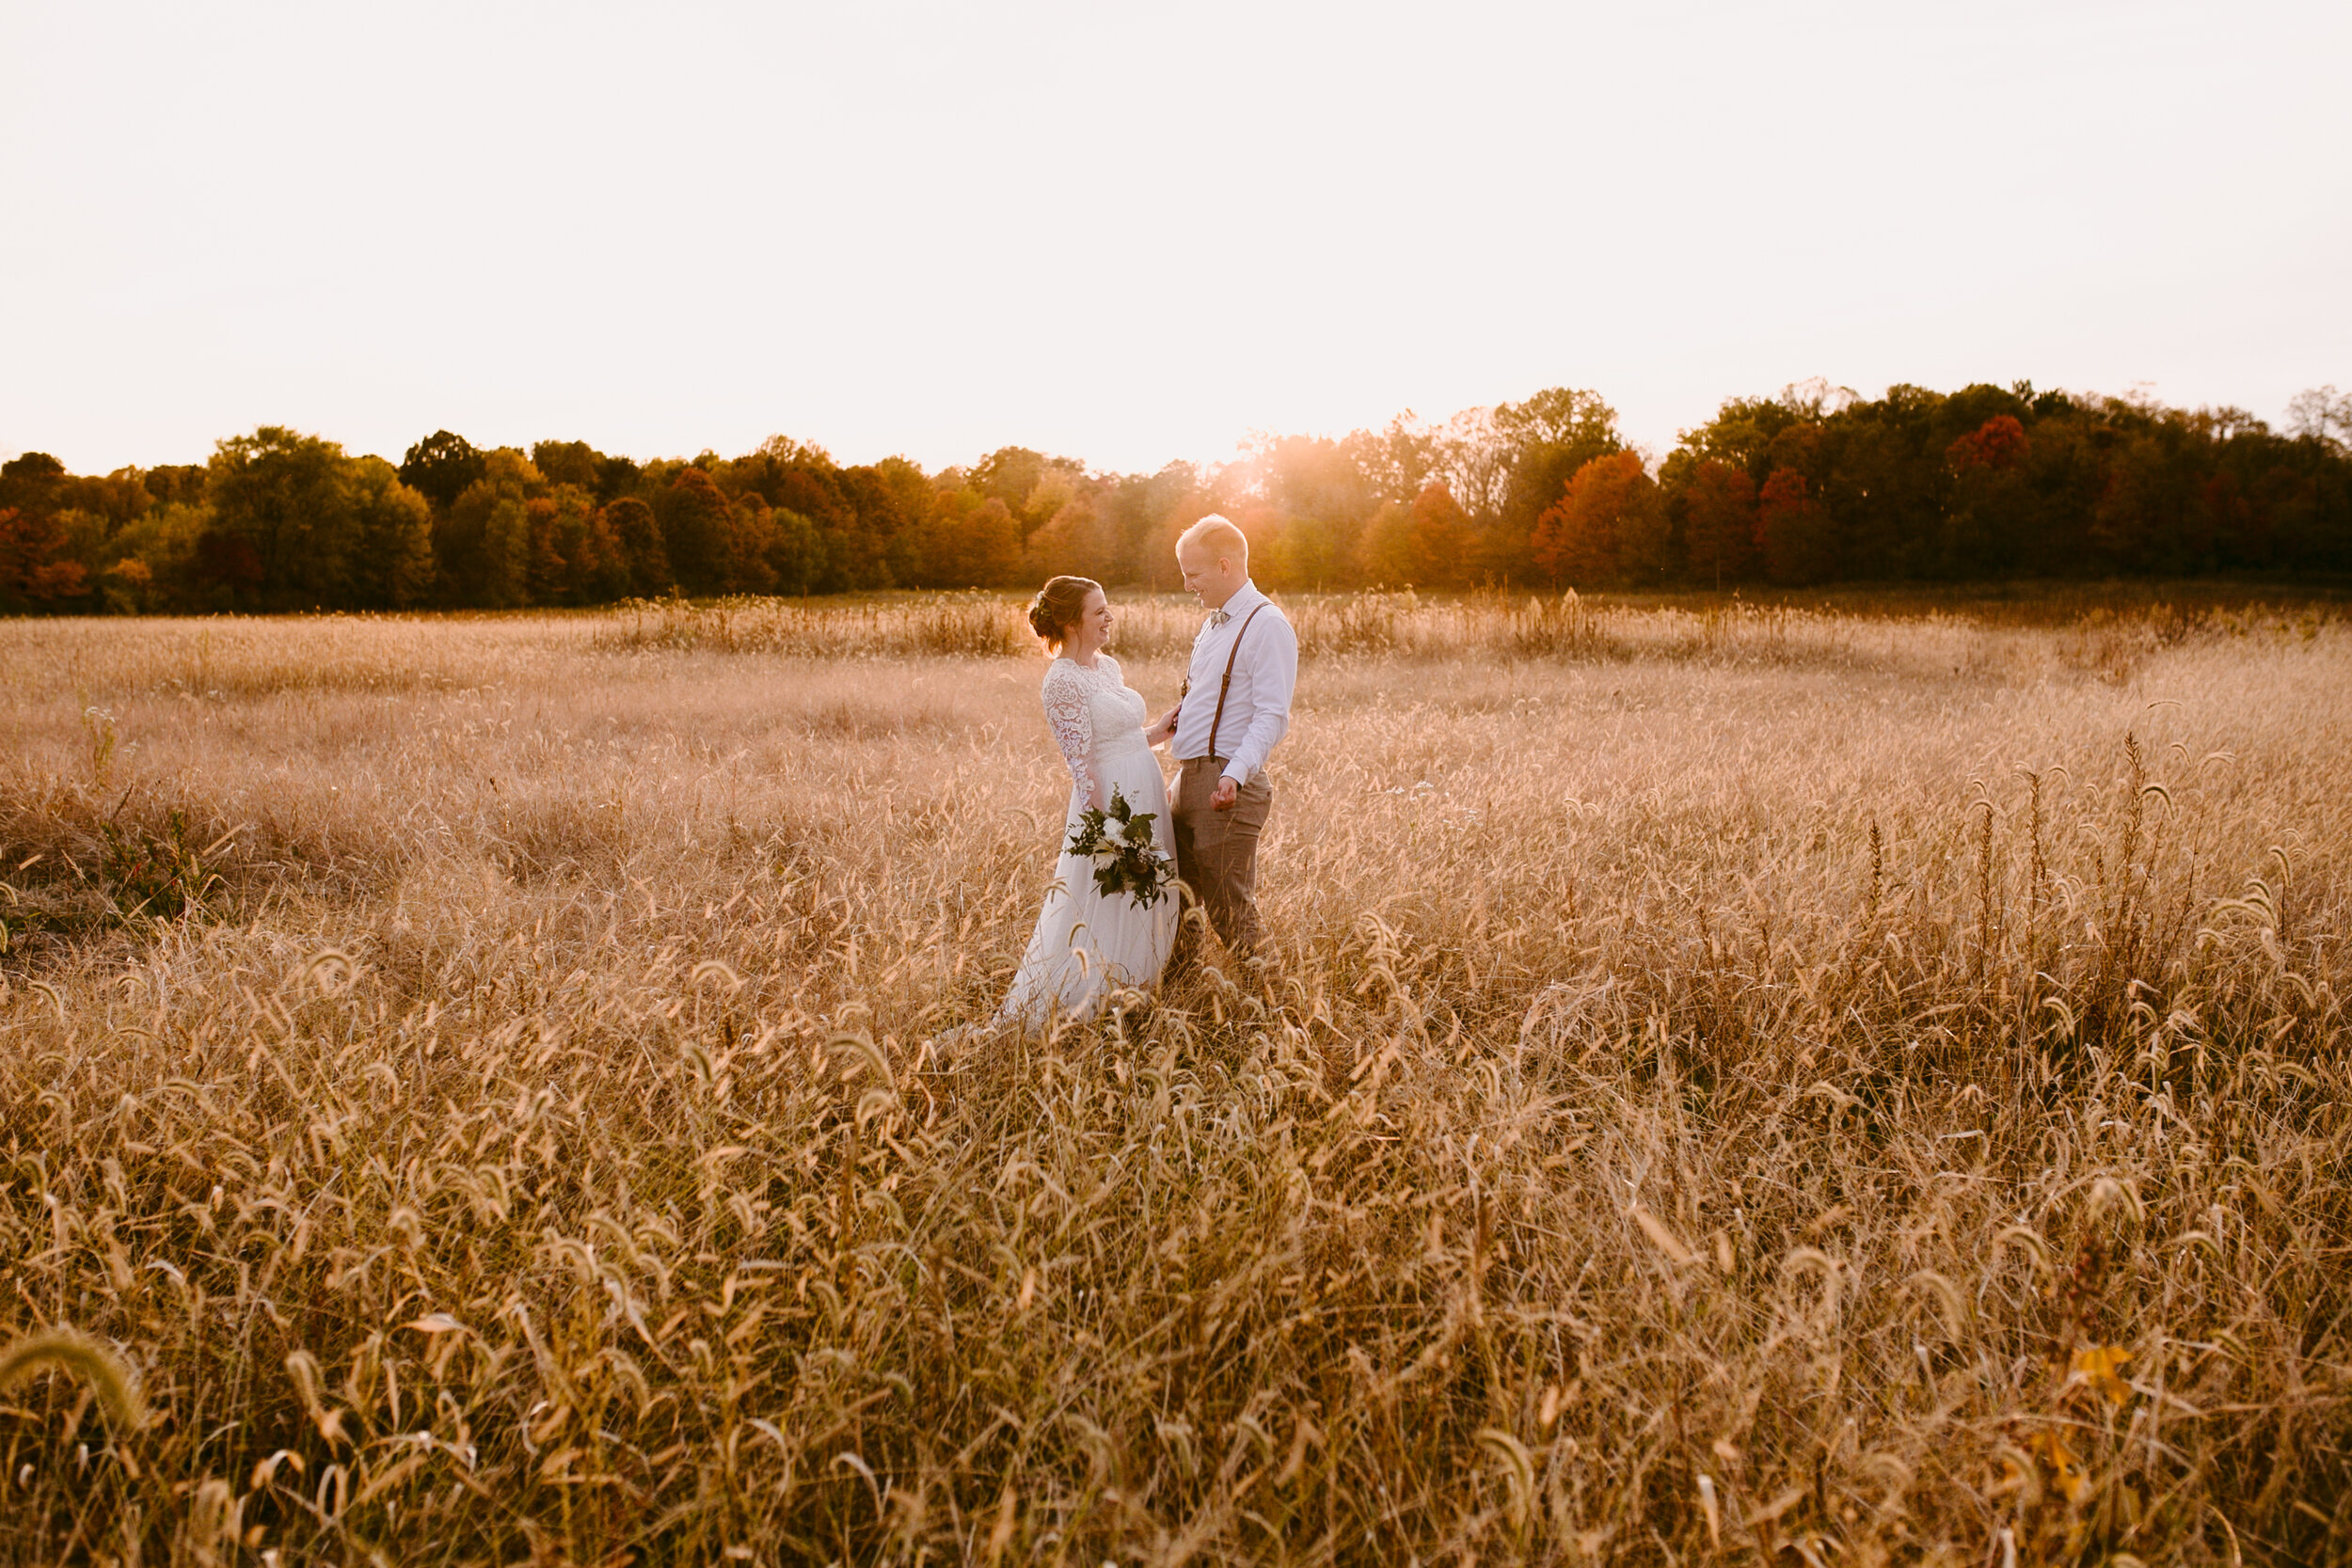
top-left (1946, 414), bottom-right (2029, 474)
top-left (1531, 451), bottom-right (1665, 586)
top-left (0, 507), bottom-right (89, 605)
top-left (1757, 467), bottom-right (1836, 583)
top-left (1683, 459), bottom-right (1756, 587)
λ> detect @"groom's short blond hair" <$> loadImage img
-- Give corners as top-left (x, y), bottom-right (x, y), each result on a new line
top-left (1178, 515), bottom-right (1248, 564)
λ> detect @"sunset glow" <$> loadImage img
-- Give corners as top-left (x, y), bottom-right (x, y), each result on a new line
top-left (4, 0), bottom-right (2347, 473)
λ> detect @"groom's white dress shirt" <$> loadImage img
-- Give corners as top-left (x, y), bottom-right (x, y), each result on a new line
top-left (1172, 581), bottom-right (1298, 786)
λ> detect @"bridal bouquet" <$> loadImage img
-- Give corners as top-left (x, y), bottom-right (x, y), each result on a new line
top-left (1066, 788), bottom-right (1177, 907)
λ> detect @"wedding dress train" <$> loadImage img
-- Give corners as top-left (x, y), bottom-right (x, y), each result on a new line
top-left (995, 655), bottom-right (1177, 1028)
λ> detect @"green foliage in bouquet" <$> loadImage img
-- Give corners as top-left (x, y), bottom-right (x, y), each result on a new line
top-left (1066, 788), bottom-right (1176, 908)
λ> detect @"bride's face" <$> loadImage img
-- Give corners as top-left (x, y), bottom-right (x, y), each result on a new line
top-left (1073, 588), bottom-right (1113, 652)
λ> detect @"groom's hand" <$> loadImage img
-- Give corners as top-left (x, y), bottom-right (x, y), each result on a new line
top-left (1210, 775), bottom-right (1239, 811)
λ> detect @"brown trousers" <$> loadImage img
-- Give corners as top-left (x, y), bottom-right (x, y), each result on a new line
top-left (1168, 756), bottom-right (1274, 968)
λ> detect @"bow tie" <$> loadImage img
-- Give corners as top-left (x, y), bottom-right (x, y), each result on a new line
top-left (1207, 608), bottom-right (1232, 627)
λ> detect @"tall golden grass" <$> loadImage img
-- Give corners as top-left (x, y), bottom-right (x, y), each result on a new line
top-left (1, 592), bottom-right (2345, 1564)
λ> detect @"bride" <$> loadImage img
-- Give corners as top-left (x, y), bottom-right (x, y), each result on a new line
top-left (993, 575), bottom-right (1179, 1028)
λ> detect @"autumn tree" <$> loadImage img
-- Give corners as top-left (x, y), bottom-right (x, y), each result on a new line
top-left (13, 379), bottom-right (2352, 610)
top-left (1941, 414), bottom-right (2031, 574)
top-left (1266, 513), bottom-right (1350, 591)
top-left (1344, 416), bottom-right (1438, 507)
top-left (969, 448), bottom-right (1085, 536)
top-left (193, 530), bottom-right (263, 602)
top-left (1531, 451), bottom-right (1667, 586)
top-left (1680, 458), bottom-right (1757, 587)
top-left (602, 498), bottom-right (670, 594)
top-left (657, 467), bottom-right (743, 595)
top-left (1756, 467), bottom-right (1835, 584)
top-left (1025, 485), bottom-right (1131, 587)
top-left (1102, 465), bottom-right (1202, 591)
top-left (1947, 413), bottom-right (2028, 474)
top-left (523, 487), bottom-right (629, 606)
top-left (0, 452), bottom-right (69, 518)
top-left (100, 558), bottom-right (153, 614)
top-left (141, 464), bottom-right (207, 508)
top-left (1494, 388), bottom-right (1624, 577)
top-left (1357, 483), bottom-right (1471, 587)
top-left (1248, 435), bottom-right (1376, 530)
top-left (914, 491), bottom-right (1020, 588)
top-left (732, 489), bottom-right (787, 594)
top-left (1414, 482), bottom-right (1476, 587)
top-left (0, 507), bottom-right (89, 608)
top-left (1354, 501), bottom-right (1416, 588)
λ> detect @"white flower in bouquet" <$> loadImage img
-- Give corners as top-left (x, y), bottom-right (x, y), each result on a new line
top-left (1063, 796), bottom-right (1174, 908)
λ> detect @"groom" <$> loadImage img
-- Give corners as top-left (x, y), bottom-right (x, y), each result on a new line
top-left (1151, 515), bottom-right (1298, 975)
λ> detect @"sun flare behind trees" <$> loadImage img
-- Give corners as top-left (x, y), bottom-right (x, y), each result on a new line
top-left (4, 380), bottom-right (2350, 617)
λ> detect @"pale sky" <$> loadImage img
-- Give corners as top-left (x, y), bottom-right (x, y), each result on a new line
top-left (5, 1), bottom-right (2347, 478)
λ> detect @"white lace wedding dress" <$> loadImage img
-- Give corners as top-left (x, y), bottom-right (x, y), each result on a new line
top-left (996, 655), bottom-right (1178, 1027)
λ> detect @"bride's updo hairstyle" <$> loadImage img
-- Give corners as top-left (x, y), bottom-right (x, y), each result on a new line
top-left (1026, 575), bottom-right (1100, 653)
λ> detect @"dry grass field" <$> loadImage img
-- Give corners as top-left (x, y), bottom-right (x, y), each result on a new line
top-left (2, 591), bottom-right (2347, 1566)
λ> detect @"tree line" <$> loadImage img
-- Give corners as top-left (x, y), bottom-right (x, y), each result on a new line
top-left (6, 380), bottom-right (2349, 615)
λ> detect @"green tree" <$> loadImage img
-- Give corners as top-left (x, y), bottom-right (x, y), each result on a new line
top-left (1267, 513), bottom-right (1348, 591)
top-left (530, 440), bottom-right (603, 491)
top-left (437, 450), bottom-right (545, 607)
top-left (98, 499), bottom-right (211, 612)
top-left (399, 431), bottom-right (487, 512)
top-left (345, 457), bottom-right (435, 608)
top-left (1354, 500), bottom-right (1417, 587)
top-left (969, 447), bottom-right (1085, 538)
top-left (206, 426), bottom-right (369, 609)
top-left (768, 507), bottom-right (825, 595)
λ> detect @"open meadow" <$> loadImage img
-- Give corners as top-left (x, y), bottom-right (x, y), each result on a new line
top-left (2, 591), bottom-right (2348, 1566)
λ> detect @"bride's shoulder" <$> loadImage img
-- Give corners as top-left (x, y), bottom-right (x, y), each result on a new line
top-left (1041, 656), bottom-right (1084, 689)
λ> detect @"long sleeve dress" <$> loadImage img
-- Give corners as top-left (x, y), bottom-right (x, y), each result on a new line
top-left (994, 655), bottom-right (1179, 1027)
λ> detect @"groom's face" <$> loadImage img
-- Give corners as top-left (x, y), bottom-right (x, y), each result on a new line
top-left (1178, 544), bottom-right (1239, 609)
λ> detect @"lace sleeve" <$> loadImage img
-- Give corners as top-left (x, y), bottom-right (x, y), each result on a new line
top-left (1041, 661), bottom-right (1094, 798)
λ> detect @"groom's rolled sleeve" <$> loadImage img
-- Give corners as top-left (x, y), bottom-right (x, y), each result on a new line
top-left (1221, 615), bottom-right (1298, 786)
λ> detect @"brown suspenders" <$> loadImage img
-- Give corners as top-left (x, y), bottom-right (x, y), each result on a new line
top-left (1200, 604), bottom-right (1264, 762)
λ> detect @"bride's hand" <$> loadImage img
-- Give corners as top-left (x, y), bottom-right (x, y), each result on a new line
top-left (1146, 707), bottom-right (1178, 747)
